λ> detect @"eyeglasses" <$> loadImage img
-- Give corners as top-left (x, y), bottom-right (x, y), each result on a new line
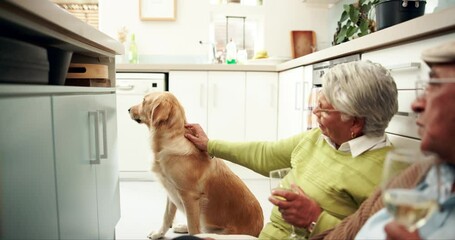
top-left (313, 104), bottom-right (340, 114)
top-left (415, 78), bottom-right (455, 99)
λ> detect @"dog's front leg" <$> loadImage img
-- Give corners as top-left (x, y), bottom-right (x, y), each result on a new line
top-left (180, 192), bottom-right (202, 235)
top-left (148, 197), bottom-right (177, 240)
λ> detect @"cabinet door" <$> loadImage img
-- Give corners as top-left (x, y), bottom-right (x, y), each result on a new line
top-left (277, 67), bottom-right (305, 139)
top-left (93, 94), bottom-right (121, 239)
top-left (169, 71), bottom-right (208, 131)
top-left (208, 71), bottom-right (246, 141)
top-left (245, 72), bottom-right (278, 141)
top-left (52, 94), bottom-right (120, 240)
top-left (52, 95), bottom-right (100, 240)
top-left (0, 96), bottom-right (59, 240)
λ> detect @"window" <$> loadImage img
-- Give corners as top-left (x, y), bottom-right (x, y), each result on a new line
top-left (54, 2), bottom-right (99, 29)
top-left (210, 13), bottom-right (262, 60)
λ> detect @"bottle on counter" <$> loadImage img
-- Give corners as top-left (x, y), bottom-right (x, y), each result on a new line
top-left (128, 33), bottom-right (138, 64)
top-left (225, 39), bottom-right (237, 64)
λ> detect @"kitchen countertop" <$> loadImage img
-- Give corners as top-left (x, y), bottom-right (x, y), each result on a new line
top-left (0, 0), bottom-right (124, 57)
top-left (117, 7), bottom-right (455, 73)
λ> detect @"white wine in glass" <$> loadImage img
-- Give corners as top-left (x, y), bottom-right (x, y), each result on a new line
top-left (382, 149), bottom-right (441, 231)
top-left (269, 168), bottom-right (302, 239)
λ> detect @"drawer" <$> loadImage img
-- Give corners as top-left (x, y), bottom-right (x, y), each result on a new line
top-left (386, 115), bottom-right (420, 139)
top-left (386, 90), bottom-right (419, 139)
top-left (362, 32), bottom-right (455, 89)
top-left (387, 133), bottom-right (420, 150)
top-left (397, 90), bottom-right (416, 114)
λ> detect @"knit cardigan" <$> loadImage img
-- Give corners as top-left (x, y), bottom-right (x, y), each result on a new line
top-left (310, 160), bottom-right (432, 240)
top-left (207, 128), bottom-right (391, 239)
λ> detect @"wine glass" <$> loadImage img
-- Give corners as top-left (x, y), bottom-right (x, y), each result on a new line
top-left (269, 168), bottom-right (301, 239)
top-left (381, 149), bottom-right (441, 232)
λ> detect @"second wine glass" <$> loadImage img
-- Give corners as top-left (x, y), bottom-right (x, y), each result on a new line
top-left (381, 149), bottom-right (441, 232)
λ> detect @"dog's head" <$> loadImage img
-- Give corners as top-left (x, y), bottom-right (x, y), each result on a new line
top-left (129, 92), bottom-right (186, 129)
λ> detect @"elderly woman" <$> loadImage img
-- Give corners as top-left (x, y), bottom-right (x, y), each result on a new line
top-left (184, 60), bottom-right (398, 239)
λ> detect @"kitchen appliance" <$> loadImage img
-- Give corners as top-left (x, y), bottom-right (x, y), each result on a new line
top-left (116, 72), bottom-right (167, 180)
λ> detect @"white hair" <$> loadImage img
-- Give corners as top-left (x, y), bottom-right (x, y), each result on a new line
top-left (322, 60), bottom-right (398, 137)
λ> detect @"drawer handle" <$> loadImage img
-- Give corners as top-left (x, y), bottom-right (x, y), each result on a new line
top-left (387, 62), bottom-right (421, 71)
top-left (99, 110), bottom-right (108, 159)
top-left (396, 111), bottom-right (417, 118)
top-left (89, 111), bottom-right (100, 165)
top-left (116, 85), bottom-right (134, 90)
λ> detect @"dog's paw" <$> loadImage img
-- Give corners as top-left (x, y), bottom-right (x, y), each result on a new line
top-left (173, 223), bottom-right (189, 233)
top-left (147, 231), bottom-right (164, 240)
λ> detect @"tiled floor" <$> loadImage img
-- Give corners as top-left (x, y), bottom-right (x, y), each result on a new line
top-left (115, 179), bottom-right (272, 240)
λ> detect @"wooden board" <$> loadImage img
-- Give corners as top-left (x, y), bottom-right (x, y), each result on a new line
top-left (291, 31), bottom-right (316, 58)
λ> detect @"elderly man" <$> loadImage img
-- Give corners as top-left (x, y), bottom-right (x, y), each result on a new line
top-left (311, 41), bottom-right (455, 240)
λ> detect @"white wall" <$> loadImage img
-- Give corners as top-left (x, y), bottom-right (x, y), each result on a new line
top-left (99, 0), bottom-right (329, 63)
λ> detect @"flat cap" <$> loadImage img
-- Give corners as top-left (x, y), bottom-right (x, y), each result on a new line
top-left (421, 41), bottom-right (455, 64)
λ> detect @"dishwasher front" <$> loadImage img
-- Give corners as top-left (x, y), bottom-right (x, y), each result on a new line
top-left (116, 72), bottom-right (166, 180)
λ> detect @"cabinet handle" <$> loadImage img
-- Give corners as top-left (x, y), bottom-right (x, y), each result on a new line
top-left (303, 81), bottom-right (308, 109)
top-left (116, 85), bottom-right (134, 90)
top-left (212, 83), bottom-right (217, 108)
top-left (396, 111), bottom-right (417, 118)
top-left (89, 111), bottom-right (100, 165)
top-left (387, 62), bottom-right (421, 71)
top-left (294, 82), bottom-right (302, 111)
top-left (98, 110), bottom-right (108, 159)
top-left (200, 83), bottom-right (205, 108)
top-left (270, 84), bottom-right (275, 108)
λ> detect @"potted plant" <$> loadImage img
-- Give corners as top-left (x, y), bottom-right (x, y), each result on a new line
top-left (333, 0), bottom-right (379, 45)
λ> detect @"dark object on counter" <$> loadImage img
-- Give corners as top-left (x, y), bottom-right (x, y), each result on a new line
top-left (48, 47), bottom-right (73, 85)
top-left (0, 36), bottom-right (49, 84)
top-left (65, 63), bottom-right (111, 87)
top-left (375, 0), bottom-right (426, 31)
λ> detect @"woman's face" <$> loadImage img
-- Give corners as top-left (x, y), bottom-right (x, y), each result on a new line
top-left (312, 93), bottom-right (354, 147)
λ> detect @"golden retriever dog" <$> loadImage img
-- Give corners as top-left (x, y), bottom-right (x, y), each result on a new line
top-left (129, 92), bottom-right (264, 239)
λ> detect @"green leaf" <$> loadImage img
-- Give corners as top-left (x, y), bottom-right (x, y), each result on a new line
top-left (359, 18), bottom-right (369, 34)
top-left (346, 26), bottom-right (358, 38)
top-left (340, 11), bottom-right (348, 23)
top-left (349, 6), bottom-right (359, 24)
top-left (336, 26), bottom-right (348, 44)
top-left (343, 4), bottom-right (351, 13)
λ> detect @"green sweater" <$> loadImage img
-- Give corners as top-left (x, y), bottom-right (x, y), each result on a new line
top-left (207, 128), bottom-right (391, 239)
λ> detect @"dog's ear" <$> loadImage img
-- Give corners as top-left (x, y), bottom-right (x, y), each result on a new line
top-left (150, 96), bottom-right (173, 126)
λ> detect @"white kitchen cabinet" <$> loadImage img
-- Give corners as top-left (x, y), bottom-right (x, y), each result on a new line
top-left (169, 70), bottom-right (277, 179)
top-left (169, 71), bottom-right (208, 131)
top-left (362, 32), bottom-right (455, 139)
top-left (52, 93), bottom-right (120, 240)
top-left (0, 90), bottom-right (120, 240)
top-left (170, 71), bottom-right (278, 142)
top-left (208, 71), bottom-right (246, 141)
top-left (0, 96), bottom-right (59, 240)
top-left (245, 72), bottom-right (278, 141)
top-left (277, 66), bottom-right (313, 139)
